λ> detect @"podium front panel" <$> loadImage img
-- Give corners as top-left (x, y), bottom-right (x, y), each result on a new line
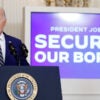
top-left (0, 66), bottom-right (62, 100)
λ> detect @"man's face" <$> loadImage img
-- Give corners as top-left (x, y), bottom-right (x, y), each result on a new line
top-left (0, 9), bottom-right (6, 34)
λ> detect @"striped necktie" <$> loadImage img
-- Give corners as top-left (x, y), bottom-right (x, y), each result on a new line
top-left (0, 46), bottom-right (4, 66)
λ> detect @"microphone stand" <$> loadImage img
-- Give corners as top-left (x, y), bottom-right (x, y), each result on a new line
top-left (15, 54), bottom-right (20, 66)
top-left (10, 49), bottom-right (20, 66)
top-left (21, 43), bottom-right (28, 58)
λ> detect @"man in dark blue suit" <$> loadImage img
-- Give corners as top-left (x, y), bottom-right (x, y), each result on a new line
top-left (0, 8), bottom-right (29, 66)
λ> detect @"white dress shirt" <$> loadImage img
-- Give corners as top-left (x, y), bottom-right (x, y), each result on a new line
top-left (0, 33), bottom-right (5, 62)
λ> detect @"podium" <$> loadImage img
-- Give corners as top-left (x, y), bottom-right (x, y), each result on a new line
top-left (0, 66), bottom-right (62, 100)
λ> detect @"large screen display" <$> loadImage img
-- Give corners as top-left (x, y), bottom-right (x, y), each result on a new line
top-left (30, 12), bottom-right (100, 78)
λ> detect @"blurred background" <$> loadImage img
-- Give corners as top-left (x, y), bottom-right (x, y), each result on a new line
top-left (0, 0), bottom-right (99, 42)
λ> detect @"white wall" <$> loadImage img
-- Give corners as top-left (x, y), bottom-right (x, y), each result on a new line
top-left (1, 0), bottom-right (100, 100)
top-left (61, 79), bottom-right (100, 100)
top-left (63, 94), bottom-right (100, 100)
top-left (90, 0), bottom-right (100, 7)
top-left (1, 0), bottom-right (46, 41)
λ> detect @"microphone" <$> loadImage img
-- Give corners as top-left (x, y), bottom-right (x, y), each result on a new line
top-left (21, 43), bottom-right (28, 58)
top-left (9, 41), bottom-right (20, 66)
top-left (8, 41), bottom-right (18, 57)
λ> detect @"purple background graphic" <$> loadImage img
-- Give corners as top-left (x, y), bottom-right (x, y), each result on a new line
top-left (30, 12), bottom-right (100, 78)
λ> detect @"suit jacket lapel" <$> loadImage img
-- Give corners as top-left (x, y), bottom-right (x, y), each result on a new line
top-left (3, 33), bottom-right (10, 64)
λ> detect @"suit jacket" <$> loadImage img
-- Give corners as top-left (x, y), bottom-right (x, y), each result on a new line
top-left (3, 33), bottom-right (29, 66)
